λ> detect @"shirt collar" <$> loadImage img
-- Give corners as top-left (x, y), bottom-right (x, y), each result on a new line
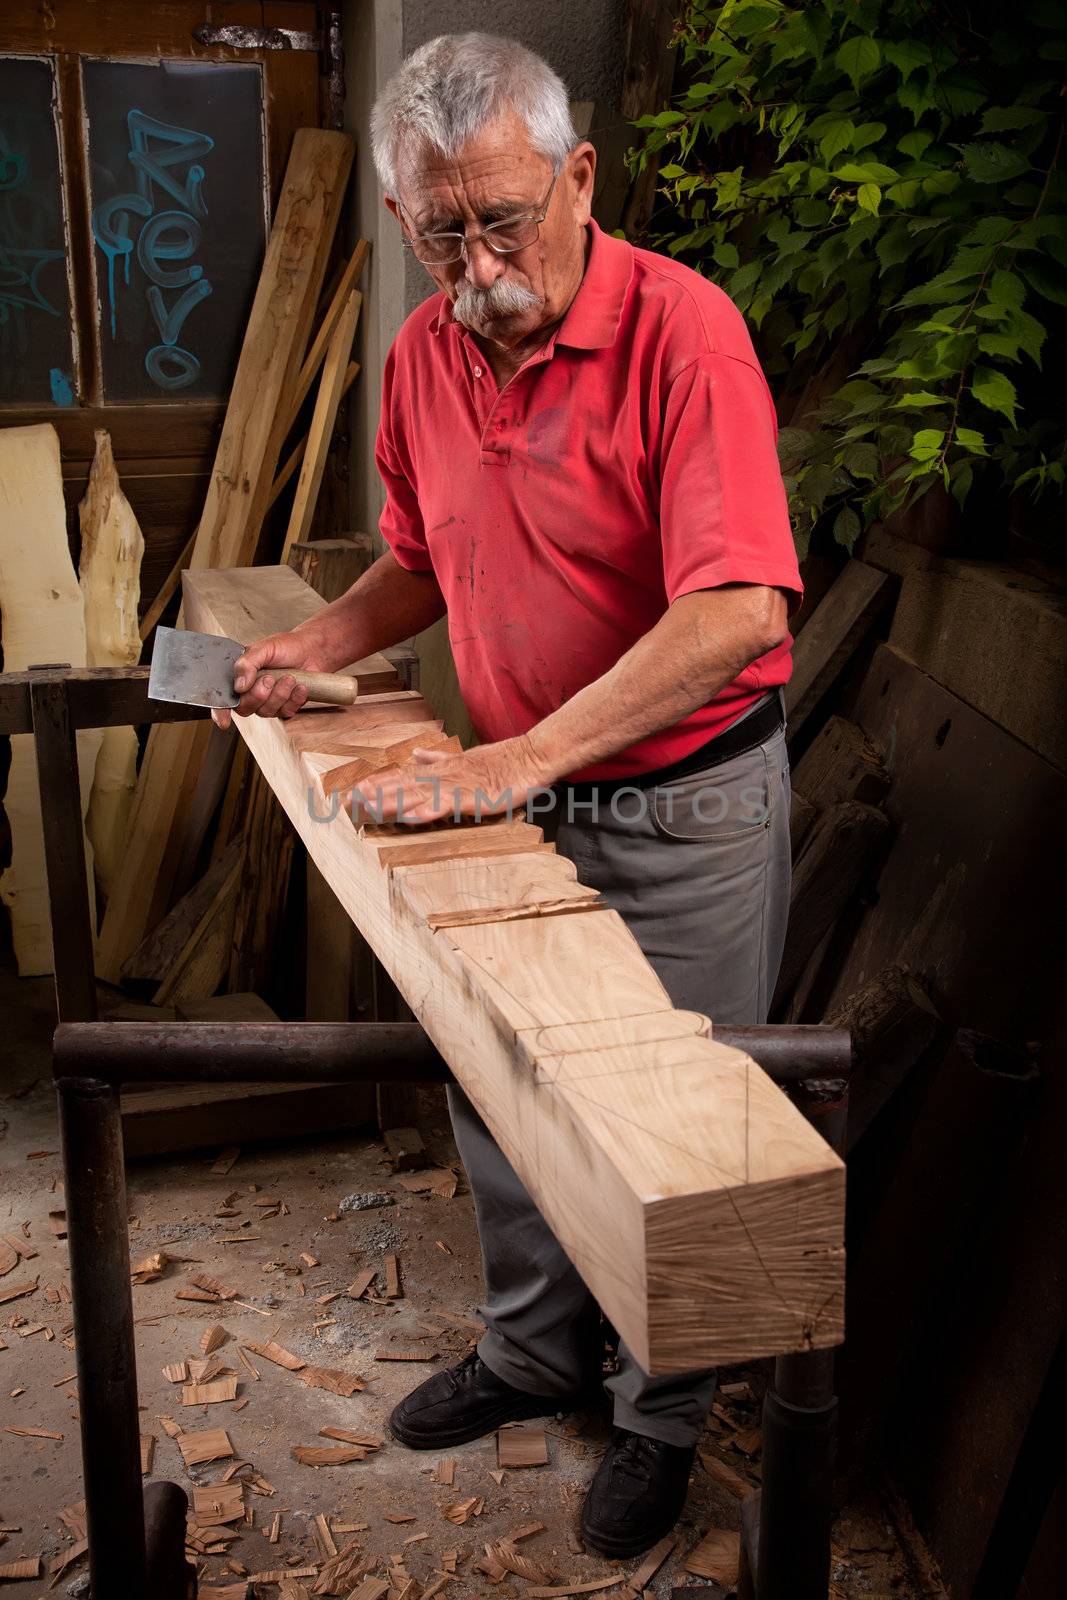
top-left (429, 220), bottom-right (633, 348)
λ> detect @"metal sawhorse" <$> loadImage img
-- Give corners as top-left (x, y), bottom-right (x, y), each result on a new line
top-left (0, 663), bottom-right (849, 1599)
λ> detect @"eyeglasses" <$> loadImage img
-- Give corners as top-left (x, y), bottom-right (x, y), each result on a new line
top-left (400, 174), bottom-right (557, 266)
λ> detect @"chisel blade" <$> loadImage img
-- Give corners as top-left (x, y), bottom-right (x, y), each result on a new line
top-left (147, 625), bottom-right (245, 709)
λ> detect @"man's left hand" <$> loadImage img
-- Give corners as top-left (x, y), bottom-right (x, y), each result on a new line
top-left (348, 735), bottom-right (552, 826)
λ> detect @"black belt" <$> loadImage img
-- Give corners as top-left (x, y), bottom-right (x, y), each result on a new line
top-left (559, 691), bottom-right (785, 803)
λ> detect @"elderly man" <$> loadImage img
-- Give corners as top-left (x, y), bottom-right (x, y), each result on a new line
top-left (220, 33), bottom-right (802, 1555)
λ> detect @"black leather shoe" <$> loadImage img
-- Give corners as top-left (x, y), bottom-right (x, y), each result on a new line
top-left (389, 1349), bottom-right (583, 1449)
top-left (581, 1427), bottom-right (696, 1557)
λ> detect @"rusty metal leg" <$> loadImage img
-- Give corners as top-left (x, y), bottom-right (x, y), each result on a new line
top-left (143, 1481), bottom-right (196, 1599)
top-left (57, 1075), bottom-right (147, 1598)
top-left (738, 1070), bottom-right (849, 1600)
top-left (753, 1351), bottom-right (838, 1600)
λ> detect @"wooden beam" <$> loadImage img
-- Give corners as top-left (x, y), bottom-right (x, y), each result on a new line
top-left (791, 715), bottom-right (890, 810)
top-left (183, 565), bottom-right (845, 1373)
top-left (281, 288), bottom-right (364, 562)
top-left (96, 130), bottom-right (354, 983)
top-left (888, 556), bottom-right (1067, 775)
top-left (122, 837), bottom-right (243, 989)
top-left (285, 239), bottom-right (369, 430)
top-left (826, 965), bottom-right (942, 1148)
top-left (785, 560), bottom-right (893, 743)
top-left (268, 363), bottom-right (359, 514)
top-left (773, 799), bottom-right (893, 1010)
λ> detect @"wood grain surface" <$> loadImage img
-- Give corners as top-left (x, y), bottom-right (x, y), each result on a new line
top-left (184, 564), bottom-right (846, 1372)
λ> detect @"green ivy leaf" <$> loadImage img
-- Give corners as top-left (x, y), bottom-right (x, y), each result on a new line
top-left (980, 105), bottom-right (1047, 133)
top-left (857, 183), bottom-right (881, 215)
top-left (728, 261), bottom-right (762, 303)
top-left (897, 269), bottom-right (979, 309)
top-left (851, 122), bottom-right (887, 151)
top-left (1003, 307), bottom-right (1047, 364)
top-left (900, 76), bottom-right (940, 123)
top-left (960, 217), bottom-right (1018, 247)
top-left (885, 179), bottom-right (923, 207)
top-left (955, 427), bottom-right (989, 454)
top-left (776, 427), bottom-right (817, 460)
top-left (956, 142), bottom-right (1032, 183)
top-left (921, 170), bottom-right (961, 197)
top-left (893, 392), bottom-right (948, 408)
top-left (834, 35), bottom-right (882, 90)
top-left (799, 462), bottom-right (838, 509)
top-left (659, 163), bottom-right (689, 179)
top-left (876, 223), bottom-right (914, 270)
top-left (909, 428), bottom-right (945, 462)
top-left (898, 130), bottom-right (934, 159)
top-left (843, 441), bottom-right (880, 478)
top-left (971, 366), bottom-right (1019, 425)
top-left (833, 161), bottom-right (900, 184)
top-left (730, 2), bottom-right (781, 38)
top-left (833, 505), bottom-right (862, 549)
top-left (1019, 257), bottom-right (1067, 306)
top-left (883, 39), bottom-right (933, 81)
top-left (977, 332), bottom-right (1022, 362)
top-left (939, 72), bottom-right (989, 118)
top-left (819, 120), bottom-right (855, 163)
top-left (835, 380), bottom-right (883, 404)
top-left (634, 109), bottom-right (688, 128)
top-left (989, 270), bottom-right (1027, 309)
top-left (797, 7), bottom-right (831, 62)
top-left (950, 461), bottom-right (975, 507)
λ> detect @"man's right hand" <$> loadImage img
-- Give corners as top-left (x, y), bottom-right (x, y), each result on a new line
top-left (210, 631), bottom-right (324, 730)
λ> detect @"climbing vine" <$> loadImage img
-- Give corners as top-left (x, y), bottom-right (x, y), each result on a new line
top-left (629, 0), bottom-right (1067, 553)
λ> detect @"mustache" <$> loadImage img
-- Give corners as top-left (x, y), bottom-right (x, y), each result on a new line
top-left (453, 276), bottom-right (542, 326)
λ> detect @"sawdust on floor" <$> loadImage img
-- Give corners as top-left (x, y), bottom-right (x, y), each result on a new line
top-left (0, 966), bottom-right (941, 1598)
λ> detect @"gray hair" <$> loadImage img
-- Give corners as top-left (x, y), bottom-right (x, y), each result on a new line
top-left (371, 32), bottom-right (578, 196)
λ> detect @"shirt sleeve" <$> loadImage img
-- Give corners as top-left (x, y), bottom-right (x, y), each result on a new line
top-left (657, 351), bottom-right (803, 609)
top-left (375, 349), bottom-right (434, 573)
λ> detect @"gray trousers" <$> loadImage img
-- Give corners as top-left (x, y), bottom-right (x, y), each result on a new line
top-left (447, 712), bottom-right (792, 1447)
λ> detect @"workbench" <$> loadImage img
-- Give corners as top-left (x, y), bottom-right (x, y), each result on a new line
top-left (0, 662), bottom-right (850, 1600)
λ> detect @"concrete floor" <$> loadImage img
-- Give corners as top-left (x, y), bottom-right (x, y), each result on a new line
top-left (0, 961), bottom-right (937, 1599)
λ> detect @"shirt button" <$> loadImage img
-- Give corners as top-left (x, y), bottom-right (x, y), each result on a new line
top-left (473, 365), bottom-right (483, 378)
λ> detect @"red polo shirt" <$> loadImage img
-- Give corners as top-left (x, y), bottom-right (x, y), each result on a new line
top-left (376, 220), bottom-right (802, 781)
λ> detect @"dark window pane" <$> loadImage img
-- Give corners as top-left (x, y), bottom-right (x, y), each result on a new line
top-left (83, 58), bottom-right (267, 403)
top-left (0, 56), bottom-right (76, 408)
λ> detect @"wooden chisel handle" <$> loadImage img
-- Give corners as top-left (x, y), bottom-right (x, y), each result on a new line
top-left (257, 669), bottom-right (358, 705)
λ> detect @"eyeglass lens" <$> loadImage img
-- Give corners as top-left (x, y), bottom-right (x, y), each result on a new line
top-left (411, 214), bottom-right (541, 265)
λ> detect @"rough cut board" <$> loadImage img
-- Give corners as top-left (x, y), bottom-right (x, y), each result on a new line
top-left (0, 423), bottom-right (99, 974)
top-left (96, 128), bottom-right (354, 982)
top-left (78, 429), bottom-right (144, 900)
top-left (185, 566), bottom-right (845, 1371)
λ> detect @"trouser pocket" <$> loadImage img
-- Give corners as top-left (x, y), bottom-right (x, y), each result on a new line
top-left (650, 736), bottom-right (775, 842)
